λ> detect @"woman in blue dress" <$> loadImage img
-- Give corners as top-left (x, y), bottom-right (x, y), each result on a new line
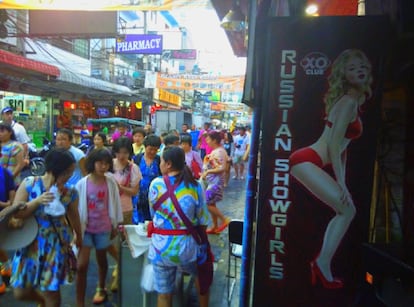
top-left (133, 134), bottom-right (162, 223)
top-left (10, 148), bottom-right (82, 307)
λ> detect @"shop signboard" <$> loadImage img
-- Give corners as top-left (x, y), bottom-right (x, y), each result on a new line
top-left (162, 49), bottom-right (197, 60)
top-left (96, 108), bottom-right (109, 117)
top-left (157, 88), bottom-right (181, 107)
top-left (116, 34), bottom-right (163, 55)
top-left (29, 11), bottom-right (117, 37)
top-left (252, 16), bottom-right (390, 306)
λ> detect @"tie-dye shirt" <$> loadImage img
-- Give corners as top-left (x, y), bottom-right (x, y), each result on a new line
top-left (148, 176), bottom-right (209, 266)
top-left (0, 140), bottom-right (23, 186)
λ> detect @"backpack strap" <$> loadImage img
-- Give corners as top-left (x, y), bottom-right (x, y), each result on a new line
top-left (151, 175), bottom-right (180, 213)
top-left (133, 153), bottom-right (144, 166)
top-left (163, 175), bottom-right (201, 244)
top-left (154, 155), bottom-right (161, 176)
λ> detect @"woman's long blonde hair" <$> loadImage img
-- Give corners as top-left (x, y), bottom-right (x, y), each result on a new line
top-left (324, 49), bottom-right (373, 114)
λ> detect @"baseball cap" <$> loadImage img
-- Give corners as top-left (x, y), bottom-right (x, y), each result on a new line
top-left (1, 106), bottom-right (13, 114)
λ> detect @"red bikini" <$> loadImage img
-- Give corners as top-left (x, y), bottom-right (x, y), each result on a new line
top-left (289, 147), bottom-right (323, 168)
top-left (289, 116), bottom-right (363, 168)
top-left (325, 116), bottom-right (363, 140)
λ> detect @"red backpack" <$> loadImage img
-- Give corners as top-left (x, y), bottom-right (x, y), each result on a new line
top-left (190, 151), bottom-right (202, 179)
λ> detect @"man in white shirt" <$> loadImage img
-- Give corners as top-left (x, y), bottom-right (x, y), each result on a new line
top-left (232, 126), bottom-right (250, 180)
top-left (55, 128), bottom-right (87, 188)
top-left (1, 106), bottom-right (31, 163)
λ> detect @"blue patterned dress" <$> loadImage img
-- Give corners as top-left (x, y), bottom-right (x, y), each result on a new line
top-left (133, 155), bottom-right (161, 223)
top-left (11, 176), bottom-right (78, 291)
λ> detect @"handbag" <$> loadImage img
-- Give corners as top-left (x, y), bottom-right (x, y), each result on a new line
top-left (49, 216), bottom-right (77, 283)
top-left (140, 262), bottom-right (155, 292)
top-left (161, 175), bottom-right (214, 295)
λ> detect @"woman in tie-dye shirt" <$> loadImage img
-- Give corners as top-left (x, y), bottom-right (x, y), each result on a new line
top-left (148, 146), bottom-right (209, 307)
top-left (0, 123), bottom-right (24, 187)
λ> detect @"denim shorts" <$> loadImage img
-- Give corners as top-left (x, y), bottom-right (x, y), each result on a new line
top-left (82, 231), bottom-right (112, 250)
top-left (153, 262), bottom-right (197, 294)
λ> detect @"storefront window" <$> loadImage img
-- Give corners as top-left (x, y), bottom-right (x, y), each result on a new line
top-left (0, 92), bottom-right (51, 147)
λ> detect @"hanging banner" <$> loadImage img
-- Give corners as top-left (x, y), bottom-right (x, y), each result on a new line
top-left (0, 0), bottom-right (209, 10)
top-left (156, 73), bottom-right (245, 92)
top-left (116, 35), bottom-right (163, 54)
top-left (253, 16), bottom-right (390, 306)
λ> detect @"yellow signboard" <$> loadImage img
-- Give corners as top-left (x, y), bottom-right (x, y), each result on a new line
top-left (0, 0), bottom-right (209, 10)
top-left (156, 73), bottom-right (245, 93)
top-left (158, 89), bottom-right (181, 107)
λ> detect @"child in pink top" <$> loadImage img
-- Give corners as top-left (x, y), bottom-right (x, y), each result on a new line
top-left (197, 122), bottom-right (212, 159)
top-left (75, 149), bottom-right (123, 306)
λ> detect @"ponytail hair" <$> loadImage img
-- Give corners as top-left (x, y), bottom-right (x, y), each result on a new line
top-left (162, 146), bottom-right (197, 187)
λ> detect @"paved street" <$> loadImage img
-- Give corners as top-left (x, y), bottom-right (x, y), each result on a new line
top-left (1, 171), bottom-right (247, 307)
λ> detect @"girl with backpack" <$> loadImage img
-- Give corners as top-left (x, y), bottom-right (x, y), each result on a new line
top-left (180, 134), bottom-right (203, 180)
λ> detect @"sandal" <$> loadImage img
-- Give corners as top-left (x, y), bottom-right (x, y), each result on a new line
top-left (92, 287), bottom-right (107, 304)
top-left (110, 266), bottom-right (118, 292)
top-left (0, 282), bottom-right (6, 294)
top-left (216, 217), bottom-right (231, 233)
top-left (0, 266), bottom-right (11, 277)
top-left (206, 227), bottom-right (219, 235)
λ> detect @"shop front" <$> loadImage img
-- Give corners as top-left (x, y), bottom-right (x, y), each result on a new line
top-left (114, 100), bottom-right (143, 121)
top-left (54, 99), bottom-right (95, 144)
top-left (0, 91), bottom-right (53, 147)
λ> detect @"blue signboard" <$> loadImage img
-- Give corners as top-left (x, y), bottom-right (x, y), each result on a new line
top-left (96, 107), bottom-right (109, 117)
top-left (116, 34), bottom-right (163, 54)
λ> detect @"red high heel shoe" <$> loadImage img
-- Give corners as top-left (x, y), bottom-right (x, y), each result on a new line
top-left (310, 260), bottom-right (344, 289)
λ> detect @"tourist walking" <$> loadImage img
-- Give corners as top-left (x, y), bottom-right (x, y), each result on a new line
top-left (202, 131), bottom-right (230, 234)
top-left (75, 149), bottom-right (123, 306)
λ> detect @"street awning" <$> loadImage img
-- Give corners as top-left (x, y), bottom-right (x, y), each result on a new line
top-left (57, 68), bottom-right (135, 97)
top-left (0, 49), bottom-right (60, 77)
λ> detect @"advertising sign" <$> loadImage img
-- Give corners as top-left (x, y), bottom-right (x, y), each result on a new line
top-left (162, 49), bottom-right (197, 60)
top-left (156, 73), bottom-right (245, 92)
top-left (116, 35), bottom-right (163, 55)
top-left (253, 16), bottom-right (390, 306)
top-left (0, 0), bottom-right (209, 10)
top-left (29, 11), bottom-right (117, 37)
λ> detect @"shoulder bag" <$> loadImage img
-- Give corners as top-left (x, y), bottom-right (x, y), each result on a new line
top-left (49, 215), bottom-right (77, 283)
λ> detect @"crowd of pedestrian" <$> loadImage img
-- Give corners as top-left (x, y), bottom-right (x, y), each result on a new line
top-left (0, 109), bottom-right (251, 306)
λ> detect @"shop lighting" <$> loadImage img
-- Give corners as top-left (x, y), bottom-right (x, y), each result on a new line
top-left (305, 4), bottom-right (319, 16)
top-left (220, 0), bottom-right (246, 32)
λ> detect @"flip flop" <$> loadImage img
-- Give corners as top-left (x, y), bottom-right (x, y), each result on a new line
top-left (92, 288), bottom-right (107, 304)
top-left (206, 228), bottom-right (219, 235)
top-left (216, 218), bottom-right (231, 233)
